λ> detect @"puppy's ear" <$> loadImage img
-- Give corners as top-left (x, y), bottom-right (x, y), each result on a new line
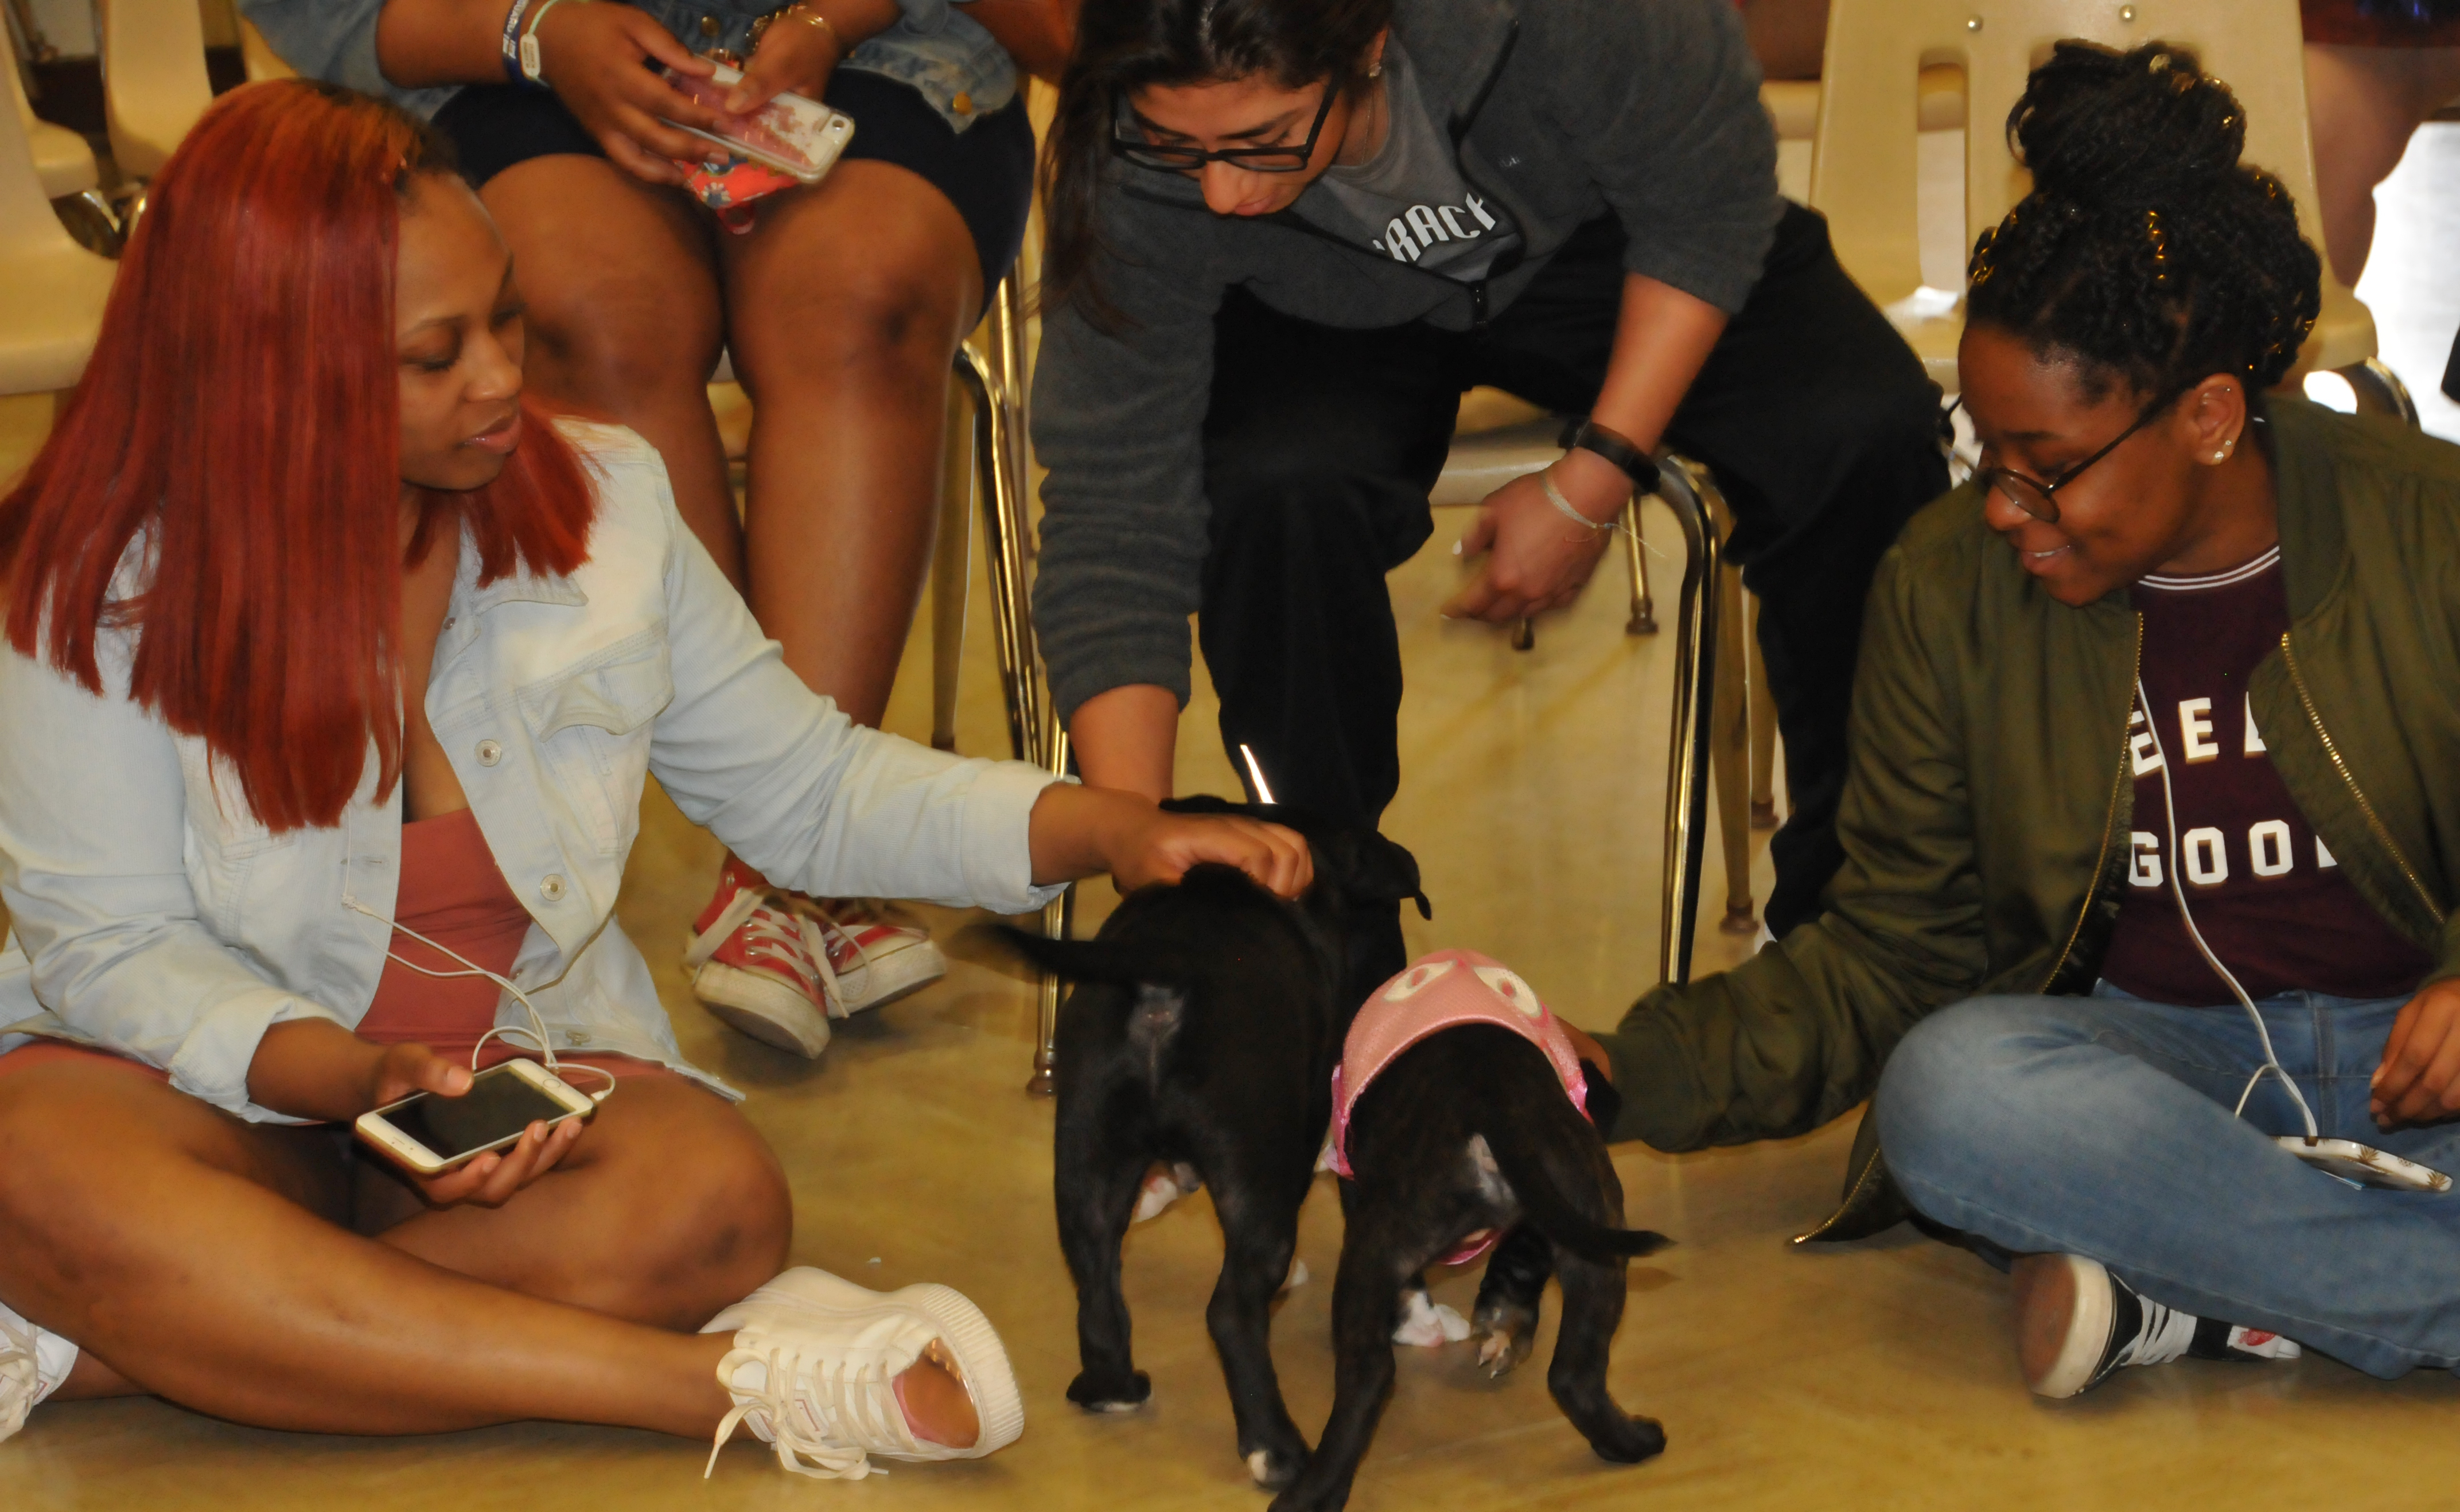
top-left (1314, 831), bottom-right (1432, 920)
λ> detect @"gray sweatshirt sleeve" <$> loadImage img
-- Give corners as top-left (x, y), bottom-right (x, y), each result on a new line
top-left (1029, 208), bottom-right (1228, 722)
top-left (1529, 0), bottom-right (1779, 315)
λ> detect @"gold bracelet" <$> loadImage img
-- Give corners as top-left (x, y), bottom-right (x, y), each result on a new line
top-left (781, 3), bottom-right (839, 45)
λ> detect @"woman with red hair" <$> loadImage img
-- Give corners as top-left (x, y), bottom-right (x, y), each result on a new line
top-left (0, 80), bottom-right (1306, 1468)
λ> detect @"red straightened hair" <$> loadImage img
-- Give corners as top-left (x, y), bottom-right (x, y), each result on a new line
top-left (0, 81), bottom-right (594, 833)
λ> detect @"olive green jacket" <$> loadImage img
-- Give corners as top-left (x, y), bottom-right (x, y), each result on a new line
top-left (1601, 398), bottom-right (2460, 1225)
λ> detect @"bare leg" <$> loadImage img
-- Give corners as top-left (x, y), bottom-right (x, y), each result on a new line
top-left (478, 156), bottom-right (743, 589)
top-left (0, 1063), bottom-right (738, 1436)
top-left (721, 161), bottom-right (985, 728)
top-left (2305, 44), bottom-right (2460, 287)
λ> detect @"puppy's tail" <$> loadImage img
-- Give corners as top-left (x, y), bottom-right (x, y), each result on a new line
top-left (1483, 1119), bottom-right (1672, 1263)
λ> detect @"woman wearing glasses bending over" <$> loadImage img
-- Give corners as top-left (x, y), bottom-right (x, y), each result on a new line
top-left (1030, 0), bottom-right (1948, 997)
top-left (1570, 42), bottom-right (2460, 1401)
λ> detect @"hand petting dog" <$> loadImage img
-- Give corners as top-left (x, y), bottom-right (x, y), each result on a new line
top-left (1028, 784), bottom-right (1314, 898)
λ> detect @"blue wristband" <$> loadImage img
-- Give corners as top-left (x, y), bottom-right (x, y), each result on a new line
top-left (500, 0), bottom-right (537, 85)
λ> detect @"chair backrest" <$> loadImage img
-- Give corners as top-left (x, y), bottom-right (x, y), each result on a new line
top-left (1811, 0), bottom-right (2321, 309)
top-left (0, 57), bottom-right (74, 258)
top-left (239, 17), bottom-right (299, 81)
top-left (100, 0), bottom-right (217, 180)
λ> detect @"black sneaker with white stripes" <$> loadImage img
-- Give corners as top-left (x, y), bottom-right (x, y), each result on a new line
top-left (2012, 1253), bottom-right (2301, 1398)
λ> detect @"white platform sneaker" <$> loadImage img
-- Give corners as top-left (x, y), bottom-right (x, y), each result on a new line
top-left (700, 1268), bottom-right (1023, 1480)
top-left (1, 1303), bottom-right (77, 1444)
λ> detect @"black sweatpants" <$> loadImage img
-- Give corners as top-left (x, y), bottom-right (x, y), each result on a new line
top-left (1197, 205), bottom-right (1947, 992)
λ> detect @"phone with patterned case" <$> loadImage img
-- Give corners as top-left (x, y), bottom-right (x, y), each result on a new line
top-left (661, 61), bottom-right (855, 183)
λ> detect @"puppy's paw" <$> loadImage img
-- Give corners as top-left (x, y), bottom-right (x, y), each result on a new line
top-left (1067, 1366), bottom-right (1153, 1413)
top-left (1243, 1444), bottom-right (1307, 1490)
top-left (1587, 1413), bottom-right (1668, 1465)
top-left (1391, 1288), bottom-right (1470, 1347)
top-left (1469, 1298), bottom-right (1538, 1376)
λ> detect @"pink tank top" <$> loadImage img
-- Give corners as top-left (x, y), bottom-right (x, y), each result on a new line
top-left (1326, 949), bottom-right (1590, 1262)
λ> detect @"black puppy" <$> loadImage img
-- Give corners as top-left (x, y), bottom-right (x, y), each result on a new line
top-left (1275, 1026), bottom-right (1671, 1512)
top-left (995, 796), bottom-right (1427, 1491)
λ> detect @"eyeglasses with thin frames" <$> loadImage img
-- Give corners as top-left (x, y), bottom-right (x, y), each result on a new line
top-left (1958, 383), bottom-right (2193, 524)
top-left (1110, 83), bottom-right (1338, 174)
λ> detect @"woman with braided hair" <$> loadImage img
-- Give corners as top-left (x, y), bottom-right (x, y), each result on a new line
top-left (1566, 40), bottom-right (2460, 1400)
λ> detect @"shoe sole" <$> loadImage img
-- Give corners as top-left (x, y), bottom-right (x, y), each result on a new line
top-left (2013, 1252), bottom-right (2113, 1399)
top-left (695, 964), bottom-right (831, 1058)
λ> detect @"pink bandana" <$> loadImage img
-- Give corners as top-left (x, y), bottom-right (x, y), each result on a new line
top-left (1326, 949), bottom-right (1590, 1265)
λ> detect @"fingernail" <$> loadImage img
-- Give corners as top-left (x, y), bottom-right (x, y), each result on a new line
top-left (1451, 540), bottom-right (1462, 555)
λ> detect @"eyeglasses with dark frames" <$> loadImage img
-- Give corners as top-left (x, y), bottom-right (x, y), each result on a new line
top-left (1110, 84), bottom-right (1339, 174)
top-left (1959, 383), bottom-right (2194, 525)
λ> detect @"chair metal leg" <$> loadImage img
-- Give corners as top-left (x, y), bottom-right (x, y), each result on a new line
top-left (1648, 455), bottom-right (1722, 987)
top-left (929, 379), bottom-right (972, 752)
top-left (1711, 556), bottom-right (1756, 934)
top-left (1624, 496), bottom-right (1657, 634)
top-left (957, 273), bottom-right (1074, 1093)
top-left (1747, 592), bottom-right (1779, 830)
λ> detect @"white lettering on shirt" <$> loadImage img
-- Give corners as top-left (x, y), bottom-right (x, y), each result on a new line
top-left (2244, 695), bottom-right (2266, 755)
top-left (1404, 204), bottom-right (1450, 248)
top-left (2182, 826), bottom-right (2229, 886)
top-left (2249, 819), bottom-right (2293, 878)
top-left (2130, 707), bottom-right (2163, 776)
top-left (1384, 219), bottom-right (1420, 262)
top-left (2179, 697), bottom-right (2220, 763)
top-left (2130, 831), bottom-right (2163, 887)
top-left (1465, 192), bottom-right (1497, 230)
top-left (2318, 834), bottom-right (2338, 868)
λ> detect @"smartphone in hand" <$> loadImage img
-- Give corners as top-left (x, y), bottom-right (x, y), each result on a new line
top-left (661, 61), bottom-right (855, 184)
top-left (355, 1058), bottom-right (597, 1175)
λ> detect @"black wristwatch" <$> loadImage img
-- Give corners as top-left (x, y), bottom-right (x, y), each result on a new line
top-left (1568, 419), bottom-right (1660, 494)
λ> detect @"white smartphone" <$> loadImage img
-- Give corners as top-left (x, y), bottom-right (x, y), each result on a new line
top-left (660, 62), bottom-right (855, 183)
top-left (355, 1058), bottom-right (597, 1176)
top-left (2279, 1136), bottom-right (2453, 1193)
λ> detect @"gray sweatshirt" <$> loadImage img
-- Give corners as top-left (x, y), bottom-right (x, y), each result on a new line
top-left (1029, 0), bottom-right (1780, 722)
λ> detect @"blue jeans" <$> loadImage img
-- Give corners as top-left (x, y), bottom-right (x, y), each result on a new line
top-left (1874, 984), bottom-right (2460, 1379)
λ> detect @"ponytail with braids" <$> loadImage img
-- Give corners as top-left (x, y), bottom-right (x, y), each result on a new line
top-left (1966, 41), bottom-right (2322, 402)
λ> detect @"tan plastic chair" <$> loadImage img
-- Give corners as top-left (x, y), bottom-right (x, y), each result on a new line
top-left (0, 66), bottom-right (118, 395)
top-left (10, 55), bottom-right (101, 205)
top-left (1812, 0), bottom-right (2404, 412)
top-left (99, 0), bottom-right (217, 182)
top-left (239, 17), bottom-right (299, 81)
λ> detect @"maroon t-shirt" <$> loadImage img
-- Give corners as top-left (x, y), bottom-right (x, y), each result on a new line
top-left (2099, 547), bottom-right (2434, 1006)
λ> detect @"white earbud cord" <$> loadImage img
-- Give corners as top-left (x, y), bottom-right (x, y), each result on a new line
top-left (2135, 677), bottom-right (2318, 1140)
top-left (342, 896), bottom-right (616, 1104)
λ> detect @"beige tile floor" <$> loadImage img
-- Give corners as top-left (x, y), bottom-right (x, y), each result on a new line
top-left (15, 123), bottom-right (2460, 1512)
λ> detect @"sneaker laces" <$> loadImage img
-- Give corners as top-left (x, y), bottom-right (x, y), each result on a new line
top-left (688, 889), bottom-right (847, 1015)
top-left (2120, 1295), bottom-right (2202, 1370)
top-left (704, 1341), bottom-right (923, 1482)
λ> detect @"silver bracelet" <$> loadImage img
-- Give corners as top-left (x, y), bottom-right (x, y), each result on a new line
top-left (1541, 467), bottom-right (1616, 532)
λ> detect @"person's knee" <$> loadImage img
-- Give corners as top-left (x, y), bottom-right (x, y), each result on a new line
top-left (523, 263), bottom-right (723, 410)
top-left (627, 1106), bottom-right (792, 1319)
top-left (1873, 997), bottom-right (2059, 1193)
top-left (756, 254), bottom-right (968, 388)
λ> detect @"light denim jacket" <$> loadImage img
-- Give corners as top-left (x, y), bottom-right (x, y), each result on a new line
top-left (0, 423), bottom-right (1064, 1121)
top-left (238, 0), bottom-right (1016, 135)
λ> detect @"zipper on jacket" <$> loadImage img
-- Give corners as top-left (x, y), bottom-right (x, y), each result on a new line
top-left (2039, 617), bottom-right (2141, 992)
top-left (2279, 630), bottom-right (2445, 922)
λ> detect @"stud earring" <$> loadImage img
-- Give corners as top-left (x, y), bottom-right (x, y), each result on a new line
top-left (1367, 60), bottom-right (1383, 77)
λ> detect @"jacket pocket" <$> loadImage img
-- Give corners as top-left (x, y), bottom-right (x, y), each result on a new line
top-left (517, 634), bottom-right (673, 856)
